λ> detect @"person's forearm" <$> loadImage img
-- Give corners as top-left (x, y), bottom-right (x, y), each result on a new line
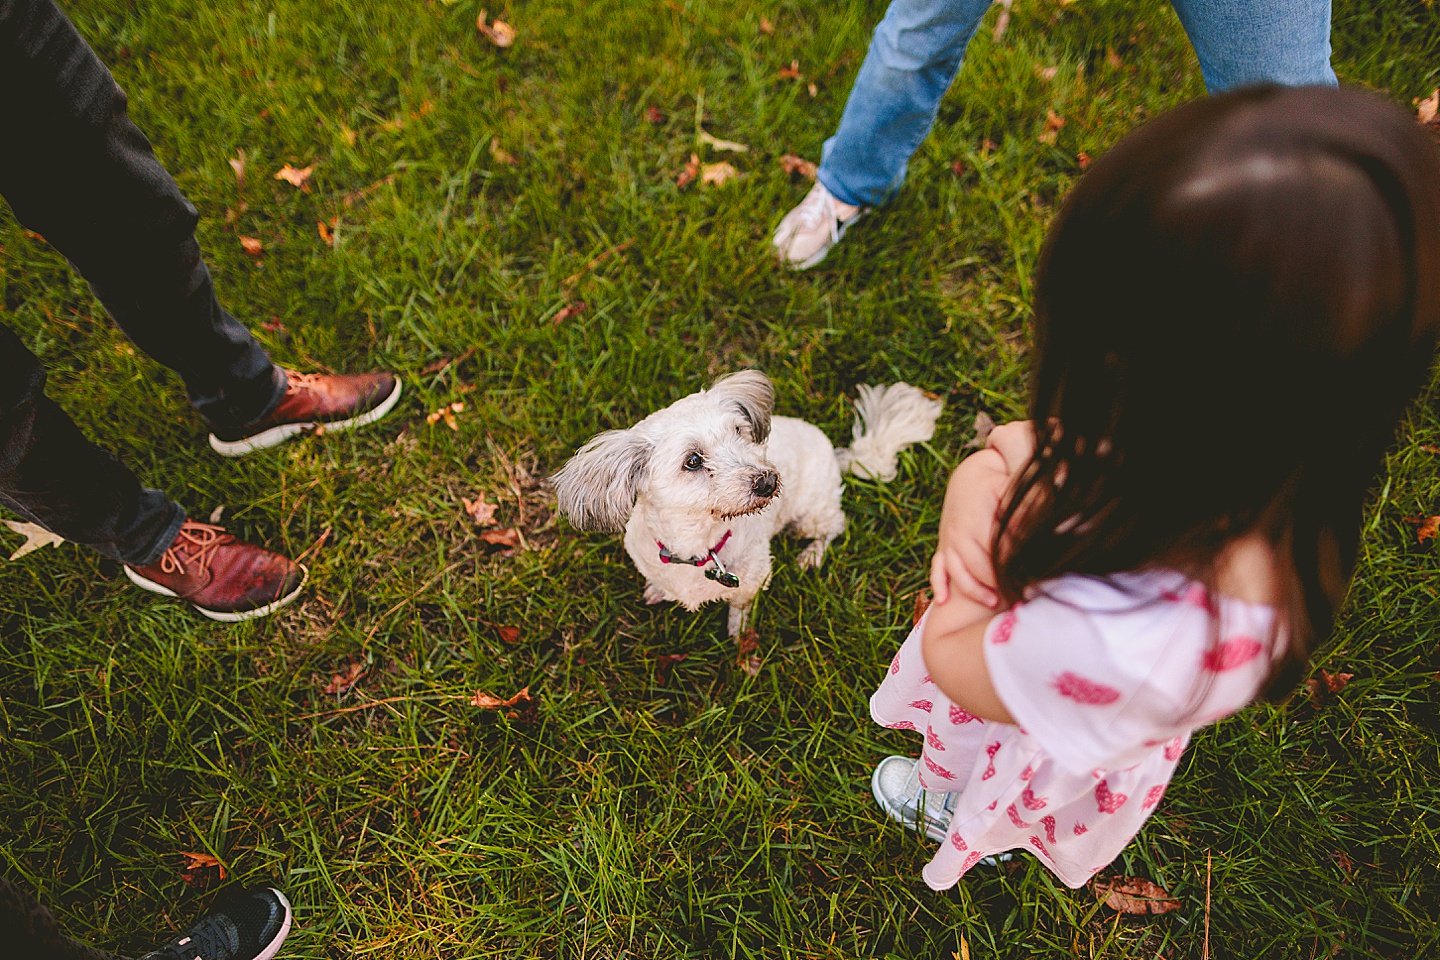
top-left (920, 595), bottom-right (1016, 724)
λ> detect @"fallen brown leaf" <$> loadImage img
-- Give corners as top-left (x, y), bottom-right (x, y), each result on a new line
top-left (700, 161), bottom-right (740, 186)
top-left (426, 400), bottom-right (465, 431)
top-left (1404, 515), bottom-right (1440, 543)
top-left (471, 685), bottom-right (530, 709)
top-left (552, 301), bottom-right (589, 325)
top-left (498, 625), bottom-right (521, 644)
top-left (1035, 64), bottom-right (1059, 81)
top-left (1418, 89), bottom-right (1439, 126)
top-left (239, 236), bottom-right (263, 256)
top-left (950, 159), bottom-right (966, 177)
top-left (323, 661), bottom-right (366, 695)
top-left (1420, 444), bottom-right (1440, 455)
top-left (3, 520), bottom-right (65, 560)
top-left (807, 82), bottom-right (818, 97)
top-left (759, 16), bottom-right (774, 34)
top-left (178, 851), bottom-right (227, 889)
top-left (477, 11), bottom-right (516, 47)
top-left (676, 152), bottom-right (701, 188)
top-left (261, 316), bottom-right (286, 334)
top-left (981, 138), bottom-right (997, 156)
top-left (913, 591), bottom-right (932, 626)
top-left (229, 149), bottom-right (246, 189)
top-left (965, 411), bottom-right (997, 449)
top-left (1106, 47), bottom-right (1123, 70)
top-left (777, 59), bottom-right (801, 80)
top-left (479, 527), bottom-right (522, 547)
top-left (1078, 151), bottom-right (1092, 170)
top-left (274, 163), bottom-right (313, 190)
top-left (1094, 876), bottom-right (1180, 915)
top-left (489, 137), bottom-right (517, 166)
top-left (462, 495), bottom-right (499, 526)
top-left (646, 105), bottom-right (665, 125)
top-left (1038, 109), bottom-right (1066, 146)
top-left (779, 153), bottom-right (817, 180)
top-left (734, 628), bottom-right (763, 675)
top-left (1321, 669), bottom-right (1353, 693)
top-left (317, 219), bottom-right (335, 245)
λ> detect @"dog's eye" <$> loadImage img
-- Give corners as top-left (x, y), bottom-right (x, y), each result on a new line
top-left (683, 452), bottom-right (704, 472)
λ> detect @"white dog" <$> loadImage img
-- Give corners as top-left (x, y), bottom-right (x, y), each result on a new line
top-left (551, 371), bottom-right (943, 634)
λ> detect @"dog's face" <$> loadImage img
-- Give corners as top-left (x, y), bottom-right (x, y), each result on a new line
top-left (552, 370), bottom-right (782, 531)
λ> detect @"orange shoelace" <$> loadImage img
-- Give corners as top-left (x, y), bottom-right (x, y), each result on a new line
top-left (158, 522), bottom-right (229, 576)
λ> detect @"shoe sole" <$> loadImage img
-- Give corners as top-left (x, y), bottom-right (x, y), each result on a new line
top-left (209, 376), bottom-right (403, 457)
top-left (780, 209), bottom-right (866, 271)
top-left (124, 564), bottom-right (309, 622)
top-left (255, 888), bottom-right (293, 960)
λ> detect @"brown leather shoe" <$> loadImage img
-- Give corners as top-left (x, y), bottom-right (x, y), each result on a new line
top-left (209, 369), bottom-right (401, 457)
top-left (125, 521), bottom-right (307, 621)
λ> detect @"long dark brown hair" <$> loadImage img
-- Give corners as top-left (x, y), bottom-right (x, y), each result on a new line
top-left (994, 86), bottom-right (1440, 697)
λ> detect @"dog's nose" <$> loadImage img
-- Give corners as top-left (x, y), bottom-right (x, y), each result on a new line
top-left (752, 472), bottom-right (778, 498)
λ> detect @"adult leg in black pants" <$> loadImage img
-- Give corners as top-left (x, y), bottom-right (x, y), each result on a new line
top-left (1, 876), bottom-right (292, 960)
top-left (0, 0), bottom-right (402, 620)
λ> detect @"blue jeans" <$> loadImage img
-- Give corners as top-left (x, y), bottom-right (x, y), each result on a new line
top-left (818, 0), bottom-right (1337, 206)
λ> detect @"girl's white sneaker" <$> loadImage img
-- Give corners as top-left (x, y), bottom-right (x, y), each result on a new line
top-left (871, 755), bottom-right (1013, 865)
top-left (871, 754), bottom-right (958, 842)
top-left (772, 180), bottom-right (865, 269)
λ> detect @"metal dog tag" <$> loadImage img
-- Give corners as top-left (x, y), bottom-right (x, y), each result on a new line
top-left (706, 568), bottom-right (740, 588)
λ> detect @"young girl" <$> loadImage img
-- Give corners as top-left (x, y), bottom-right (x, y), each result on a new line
top-left (869, 85), bottom-right (1440, 890)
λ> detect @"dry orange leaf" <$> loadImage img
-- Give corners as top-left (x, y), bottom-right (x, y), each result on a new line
top-left (735, 628), bottom-right (763, 676)
top-left (498, 625), bottom-right (521, 644)
top-left (178, 851), bottom-right (227, 889)
top-left (552, 301), bottom-right (588, 325)
top-left (274, 163), bottom-right (313, 190)
top-left (479, 527), bottom-right (522, 547)
top-left (477, 11), bottom-right (516, 48)
top-left (323, 661), bottom-right (366, 695)
top-left (913, 591), bottom-right (933, 627)
top-left (676, 152), bottom-right (700, 188)
top-left (1418, 89), bottom-right (1439, 126)
top-left (462, 495), bottom-right (499, 526)
top-left (759, 16), bottom-right (774, 34)
top-left (1078, 151), bottom-right (1092, 170)
top-left (317, 219), bottom-right (334, 245)
top-left (777, 59), bottom-right (801, 80)
top-left (1038, 109), bottom-right (1066, 146)
top-left (229, 149), bottom-right (246, 189)
top-left (1093, 876), bottom-right (1180, 915)
top-left (779, 153), bottom-right (817, 180)
top-left (489, 137), bottom-right (517, 166)
top-left (700, 161), bottom-right (739, 186)
top-left (646, 105), bottom-right (665, 125)
top-left (1404, 515), bottom-right (1440, 543)
top-left (239, 236), bottom-right (263, 256)
top-left (471, 685), bottom-right (530, 709)
top-left (426, 401), bottom-right (465, 431)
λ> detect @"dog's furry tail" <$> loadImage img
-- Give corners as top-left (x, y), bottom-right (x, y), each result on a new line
top-left (835, 383), bottom-right (944, 481)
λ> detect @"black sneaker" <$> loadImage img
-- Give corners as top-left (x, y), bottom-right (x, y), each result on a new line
top-left (138, 887), bottom-right (292, 960)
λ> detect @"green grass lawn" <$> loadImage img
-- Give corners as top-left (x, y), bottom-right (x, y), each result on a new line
top-left (3, 0), bottom-right (1439, 956)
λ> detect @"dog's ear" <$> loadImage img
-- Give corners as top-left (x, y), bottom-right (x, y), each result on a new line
top-left (709, 370), bottom-right (773, 443)
top-left (550, 428), bottom-right (653, 532)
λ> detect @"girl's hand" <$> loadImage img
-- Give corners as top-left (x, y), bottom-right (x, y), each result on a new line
top-left (929, 421), bottom-right (1035, 608)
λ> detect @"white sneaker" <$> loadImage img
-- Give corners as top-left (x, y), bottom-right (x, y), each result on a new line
top-left (871, 755), bottom-right (1012, 864)
top-left (772, 180), bottom-right (865, 269)
top-left (871, 754), bottom-right (958, 842)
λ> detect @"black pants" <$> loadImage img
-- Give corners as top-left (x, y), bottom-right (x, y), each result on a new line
top-left (0, 0), bottom-right (284, 566)
top-left (0, 877), bottom-right (121, 960)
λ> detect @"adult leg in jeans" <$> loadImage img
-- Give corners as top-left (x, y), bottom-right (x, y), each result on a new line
top-left (1171, 0), bottom-right (1336, 93)
top-left (817, 0), bottom-right (995, 208)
